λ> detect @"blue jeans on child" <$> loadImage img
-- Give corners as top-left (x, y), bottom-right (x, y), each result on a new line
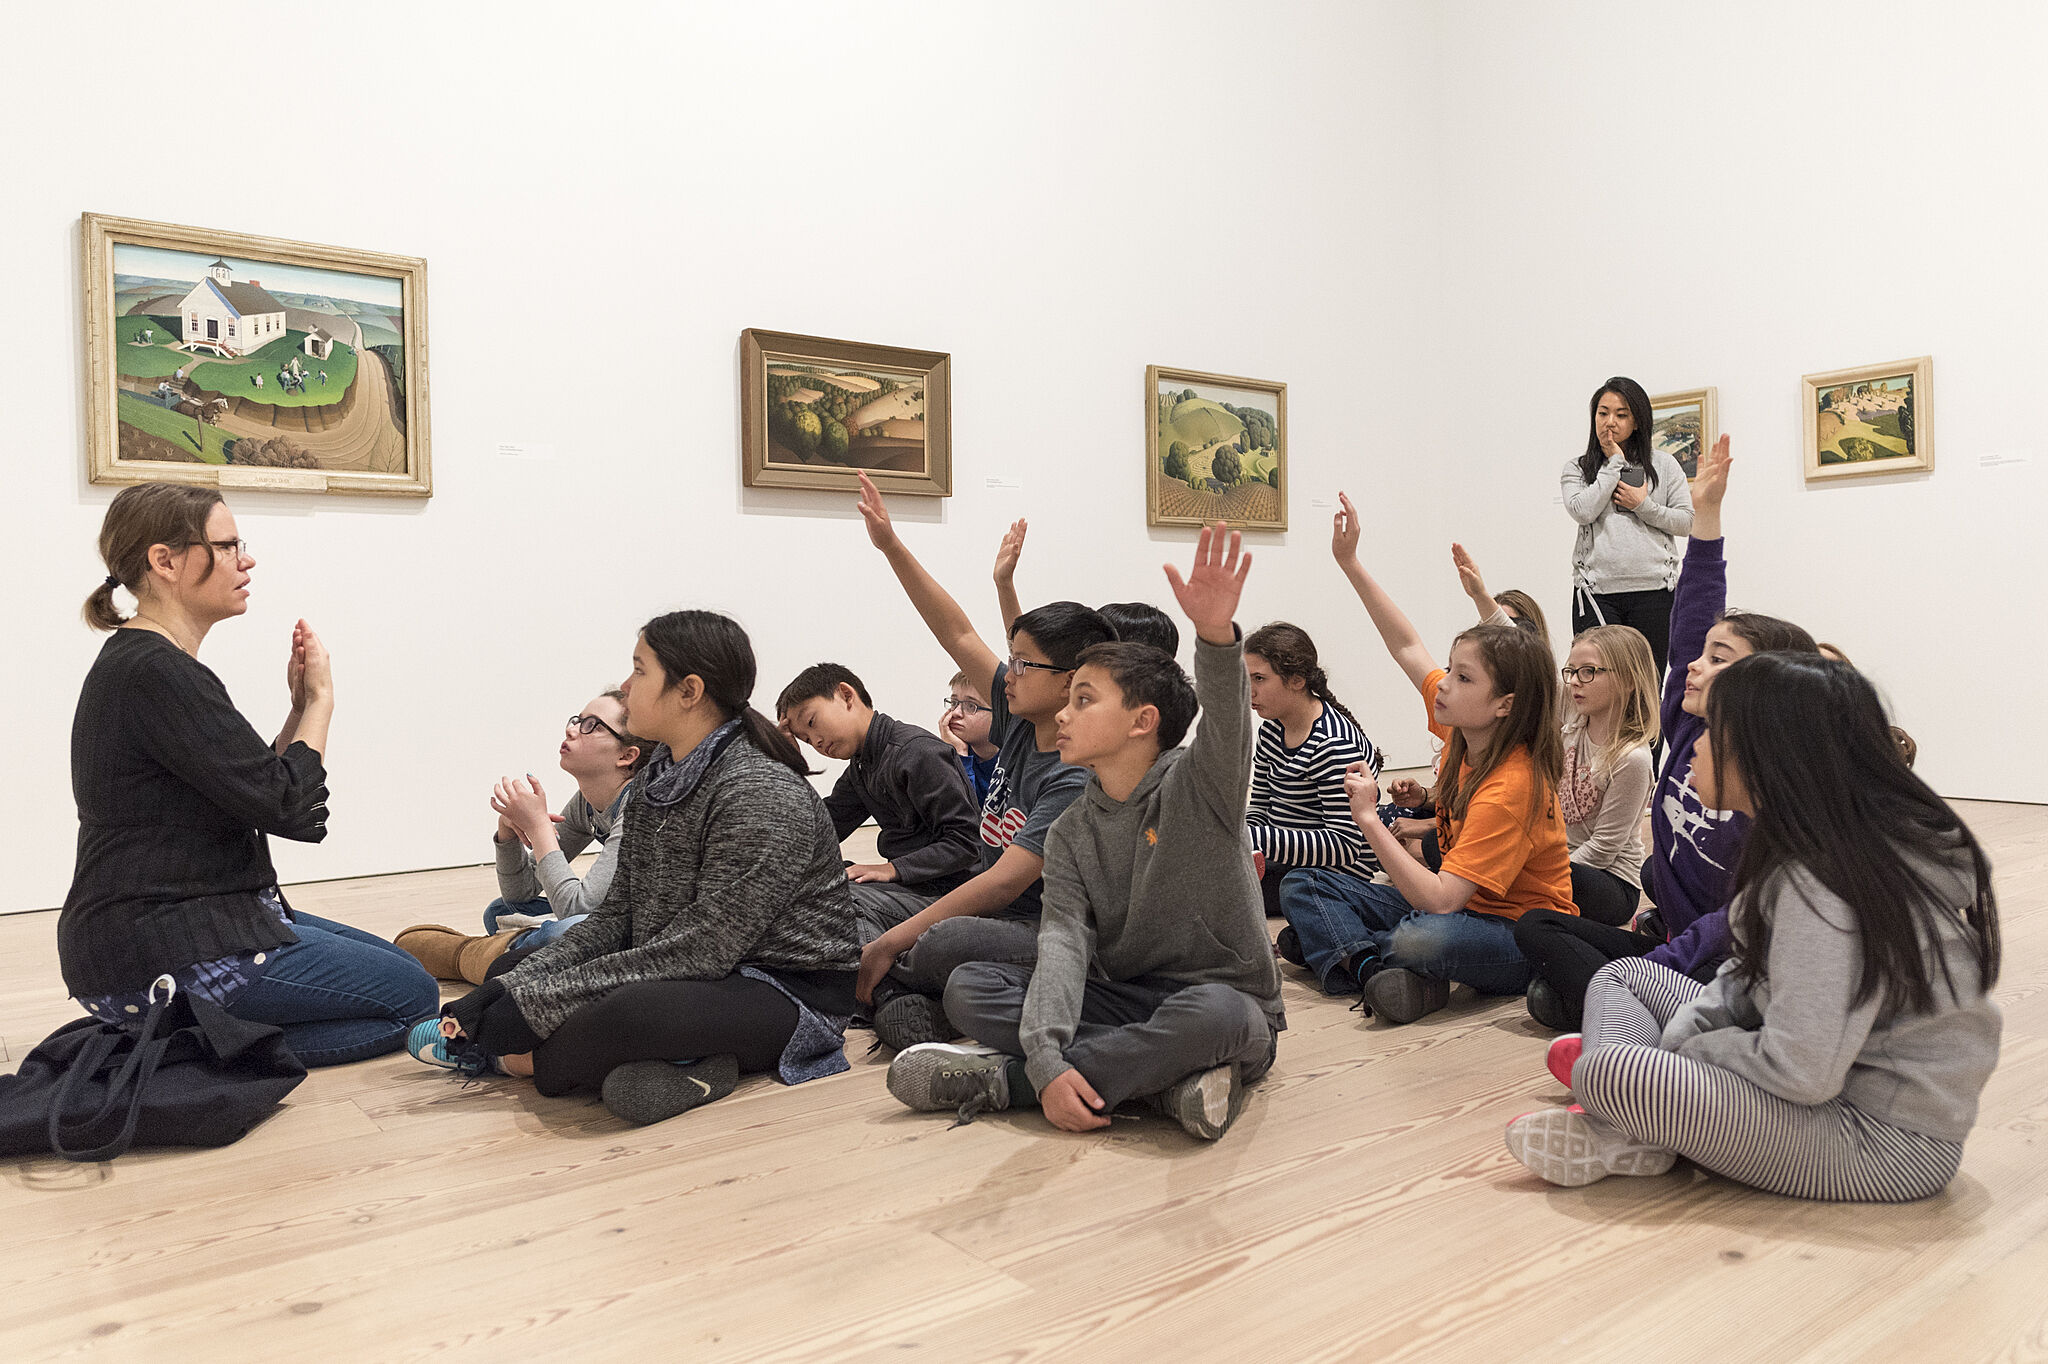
top-left (483, 897), bottom-right (586, 950)
top-left (228, 911), bottom-right (441, 1066)
top-left (1278, 869), bottom-right (1531, 998)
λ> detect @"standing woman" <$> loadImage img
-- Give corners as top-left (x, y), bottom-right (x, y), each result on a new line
top-left (61, 484), bottom-right (438, 1066)
top-left (1561, 377), bottom-right (1694, 674)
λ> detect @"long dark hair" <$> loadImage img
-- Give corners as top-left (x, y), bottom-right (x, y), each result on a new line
top-left (1711, 652), bottom-right (1998, 1014)
top-left (1244, 621), bottom-right (1361, 732)
top-left (1435, 624), bottom-right (1562, 827)
top-left (1577, 376), bottom-right (1657, 490)
top-left (640, 610), bottom-right (810, 777)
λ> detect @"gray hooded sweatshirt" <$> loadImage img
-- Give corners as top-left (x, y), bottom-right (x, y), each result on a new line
top-left (1021, 631), bottom-right (1285, 1092)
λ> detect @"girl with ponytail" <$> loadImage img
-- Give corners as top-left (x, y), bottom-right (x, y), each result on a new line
top-left (425, 609), bottom-right (864, 1128)
top-left (1243, 622), bottom-right (1386, 918)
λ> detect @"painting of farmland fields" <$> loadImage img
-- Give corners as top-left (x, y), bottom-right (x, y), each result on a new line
top-left (741, 330), bottom-right (952, 496)
top-left (1802, 356), bottom-right (1933, 483)
top-left (1148, 365), bottom-right (1287, 530)
top-left (83, 213), bottom-right (430, 496)
top-left (1649, 386), bottom-right (1717, 481)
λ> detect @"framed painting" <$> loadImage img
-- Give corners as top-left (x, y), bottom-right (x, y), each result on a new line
top-left (1146, 365), bottom-right (1287, 530)
top-left (82, 213), bottom-right (430, 497)
top-left (1648, 386), bottom-right (1718, 482)
top-left (1803, 356), bottom-right (1932, 482)
top-left (740, 329), bottom-right (951, 496)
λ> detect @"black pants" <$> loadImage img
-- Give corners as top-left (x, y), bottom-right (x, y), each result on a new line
top-left (1512, 907), bottom-right (1657, 1029)
top-left (1569, 862), bottom-right (1641, 928)
top-left (1573, 587), bottom-right (1673, 676)
top-left (472, 975), bottom-right (799, 1097)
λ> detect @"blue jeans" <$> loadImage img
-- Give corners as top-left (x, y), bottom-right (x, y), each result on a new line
top-left (483, 896), bottom-right (584, 950)
top-left (1278, 868), bottom-right (1531, 998)
top-left (229, 911), bottom-right (441, 1066)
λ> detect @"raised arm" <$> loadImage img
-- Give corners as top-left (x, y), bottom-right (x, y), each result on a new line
top-left (993, 517), bottom-right (1027, 634)
top-left (1331, 492), bottom-right (1438, 693)
top-left (1164, 521), bottom-right (1255, 820)
top-left (1688, 436), bottom-right (1730, 542)
top-left (1451, 543), bottom-right (1508, 626)
top-left (856, 470), bottom-right (1001, 691)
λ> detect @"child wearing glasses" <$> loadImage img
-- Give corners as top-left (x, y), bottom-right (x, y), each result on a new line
top-left (397, 690), bottom-right (649, 984)
top-left (854, 472), bottom-right (1111, 1053)
top-left (941, 670), bottom-right (1000, 803)
top-left (775, 663), bottom-right (983, 949)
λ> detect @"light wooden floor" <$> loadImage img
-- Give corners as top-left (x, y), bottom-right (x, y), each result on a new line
top-left (3, 802), bottom-right (2046, 1362)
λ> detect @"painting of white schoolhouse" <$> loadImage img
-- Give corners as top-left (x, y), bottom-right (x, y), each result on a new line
top-left (174, 259), bottom-right (288, 358)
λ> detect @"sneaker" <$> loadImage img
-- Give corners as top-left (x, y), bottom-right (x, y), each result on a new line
top-left (1525, 978), bottom-right (1571, 1031)
top-left (886, 1042), bottom-right (1011, 1125)
top-left (602, 1054), bottom-right (740, 1126)
top-left (1153, 1064), bottom-right (1245, 1141)
top-left (406, 1017), bottom-right (488, 1076)
top-left (1546, 1034), bottom-right (1583, 1090)
top-left (1504, 1107), bottom-right (1676, 1187)
top-left (1360, 967), bottom-right (1449, 1024)
top-left (1275, 925), bottom-right (1305, 967)
top-left (872, 992), bottom-right (958, 1052)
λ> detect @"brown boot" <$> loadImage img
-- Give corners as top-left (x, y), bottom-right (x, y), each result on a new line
top-left (394, 923), bottom-right (473, 981)
top-left (458, 929), bottom-right (523, 985)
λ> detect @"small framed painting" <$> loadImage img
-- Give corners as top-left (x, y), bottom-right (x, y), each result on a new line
top-left (1147, 365), bottom-right (1287, 530)
top-left (1649, 386), bottom-right (1718, 482)
top-left (740, 329), bottom-right (951, 496)
top-left (1803, 356), bottom-right (1933, 482)
top-left (82, 212), bottom-right (431, 497)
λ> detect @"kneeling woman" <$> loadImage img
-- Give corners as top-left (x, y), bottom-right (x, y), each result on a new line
top-left (423, 610), bottom-right (862, 1126)
top-left (61, 484), bottom-right (439, 1066)
top-left (1507, 653), bottom-right (2001, 1201)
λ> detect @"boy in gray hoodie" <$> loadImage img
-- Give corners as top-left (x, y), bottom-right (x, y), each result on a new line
top-left (886, 524), bottom-right (1284, 1140)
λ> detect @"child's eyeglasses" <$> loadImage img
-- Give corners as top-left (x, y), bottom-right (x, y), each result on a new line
top-left (1006, 657), bottom-right (1075, 675)
top-left (1559, 666), bottom-right (1612, 685)
top-left (568, 714), bottom-right (630, 741)
top-left (941, 696), bottom-right (987, 715)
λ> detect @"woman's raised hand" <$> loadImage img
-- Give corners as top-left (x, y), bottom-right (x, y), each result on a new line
top-left (292, 620), bottom-right (332, 704)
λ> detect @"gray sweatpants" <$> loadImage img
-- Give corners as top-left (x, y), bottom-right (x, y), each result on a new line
top-left (886, 915), bottom-right (1040, 997)
top-left (945, 961), bottom-right (1278, 1111)
top-left (849, 882), bottom-right (942, 946)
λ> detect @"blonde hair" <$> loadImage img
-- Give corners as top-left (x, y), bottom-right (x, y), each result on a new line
top-left (1567, 624), bottom-right (1660, 780)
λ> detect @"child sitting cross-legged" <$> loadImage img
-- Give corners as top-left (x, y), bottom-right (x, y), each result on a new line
top-left (1277, 494), bottom-right (1575, 1025)
top-left (941, 669), bottom-right (1001, 804)
top-left (776, 662), bottom-right (984, 949)
top-left (1506, 652), bottom-right (2001, 1200)
top-left (888, 524), bottom-right (1283, 1141)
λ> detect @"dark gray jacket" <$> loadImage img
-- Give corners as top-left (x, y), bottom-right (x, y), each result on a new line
top-left (501, 739), bottom-right (860, 1039)
top-left (822, 712), bottom-right (982, 893)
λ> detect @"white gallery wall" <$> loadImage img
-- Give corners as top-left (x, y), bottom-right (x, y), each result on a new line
top-left (2, 2), bottom-right (2041, 917)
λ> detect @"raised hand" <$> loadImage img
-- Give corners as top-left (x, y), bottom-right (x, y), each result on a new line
top-left (1330, 491), bottom-right (1362, 564)
top-left (1451, 542), bottom-right (1489, 603)
top-left (854, 469), bottom-right (899, 552)
top-left (993, 518), bottom-right (1028, 584)
top-left (490, 775), bottom-right (552, 842)
top-left (294, 620), bottom-right (332, 703)
top-left (1164, 521), bottom-right (1250, 646)
top-left (286, 623), bottom-right (308, 712)
top-left (1693, 434), bottom-right (1732, 509)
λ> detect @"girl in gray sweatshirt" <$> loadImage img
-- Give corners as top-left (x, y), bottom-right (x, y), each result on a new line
top-left (1506, 651), bottom-right (2000, 1200)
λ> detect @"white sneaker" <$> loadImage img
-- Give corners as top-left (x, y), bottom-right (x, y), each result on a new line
top-left (1505, 1107), bottom-right (1676, 1187)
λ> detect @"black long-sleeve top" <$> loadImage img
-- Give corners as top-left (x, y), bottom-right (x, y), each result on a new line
top-left (57, 630), bottom-right (329, 996)
top-left (820, 712), bottom-right (982, 893)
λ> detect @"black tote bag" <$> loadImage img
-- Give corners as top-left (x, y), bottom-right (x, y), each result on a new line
top-left (0, 978), bottom-right (306, 1161)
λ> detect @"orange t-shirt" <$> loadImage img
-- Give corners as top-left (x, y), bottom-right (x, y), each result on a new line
top-left (1420, 668), bottom-right (1575, 922)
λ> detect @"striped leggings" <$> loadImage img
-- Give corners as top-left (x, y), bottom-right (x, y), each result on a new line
top-left (1575, 958), bottom-right (1963, 1202)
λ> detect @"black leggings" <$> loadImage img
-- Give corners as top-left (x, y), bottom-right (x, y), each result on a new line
top-left (1569, 862), bottom-right (1641, 928)
top-left (472, 975), bottom-right (799, 1097)
top-left (1512, 907), bottom-right (1657, 1028)
top-left (1572, 587), bottom-right (1673, 676)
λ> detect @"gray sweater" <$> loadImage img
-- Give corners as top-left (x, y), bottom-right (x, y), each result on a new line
top-left (1562, 450), bottom-right (1695, 594)
top-left (1020, 632), bottom-right (1285, 1093)
top-left (499, 739), bottom-right (860, 1039)
top-left (1659, 852), bottom-right (2001, 1142)
top-left (493, 784), bottom-right (629, 918)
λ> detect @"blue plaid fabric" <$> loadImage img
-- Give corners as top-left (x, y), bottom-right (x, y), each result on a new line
top-left (76, 887), bottom-right (290, 1027)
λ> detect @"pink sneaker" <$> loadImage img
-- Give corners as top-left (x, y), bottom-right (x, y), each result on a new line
top-left (1504, 1108), bottom-right (1676, 1187)
top-left (1546, 1034), bottom-right (1582, 1090)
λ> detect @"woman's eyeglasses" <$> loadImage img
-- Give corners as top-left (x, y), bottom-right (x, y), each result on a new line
top-left (941, 696), bottom-right (987, 716)
top-left (568, 714), bottom-right (630, 742)
top-left (1559, 665), bottom-right (1612, 685)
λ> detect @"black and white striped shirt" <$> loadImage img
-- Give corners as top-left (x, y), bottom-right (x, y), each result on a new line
top-left (1247, 704), bottom-right (1383, 876)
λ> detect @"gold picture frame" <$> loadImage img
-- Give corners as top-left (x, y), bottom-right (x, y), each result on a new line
top-left (740, 329), bottom-right (951, 497)
top-left (1146, 364), bottom-right (1287, 530)
top-left (82, 212), bottom-right (431, 497)
top-left (1802, 356), bottom-right (1932, 482)
top-left (1649, 386), bottom-right (1718, 483)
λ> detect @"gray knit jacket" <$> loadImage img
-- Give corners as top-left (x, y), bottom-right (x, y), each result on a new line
top-left (1021, 631), bottom-right (1285, 1093)
top-left (498, 738), bottom-right (860, 1039)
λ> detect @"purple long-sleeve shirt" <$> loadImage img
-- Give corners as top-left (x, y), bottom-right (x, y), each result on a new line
top-left (1643, 536), bottom-right (1746, 977)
